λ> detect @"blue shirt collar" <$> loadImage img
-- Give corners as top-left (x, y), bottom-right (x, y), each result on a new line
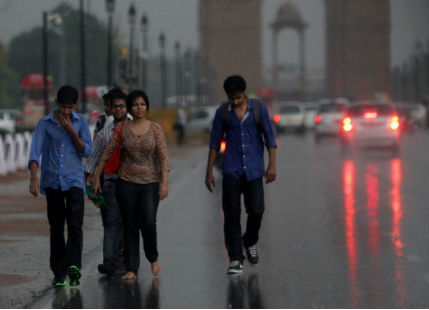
top-left (226, 97), bottom-right (255, 112)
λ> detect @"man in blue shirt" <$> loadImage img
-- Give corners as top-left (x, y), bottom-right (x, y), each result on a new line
top-left (205, 75), bottom-right (277, 274)
top-left (29, 85), bottom-right (92, 287)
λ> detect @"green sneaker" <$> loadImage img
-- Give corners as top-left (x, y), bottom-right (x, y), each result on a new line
top-left (52, 275), bottom-right (67, 287)
top-left (67, 265), bottom-right (81, 286)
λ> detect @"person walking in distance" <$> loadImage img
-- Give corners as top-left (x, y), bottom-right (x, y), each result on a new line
top-left (92, 89), bottom-right (169, 281)
top-left (28, 85), bottom-right (92, 286)
top-left (205, 75), bottom-right (277, 274)
top-left (93, 92), bottom-right (113, 140)
top-left (84, 88), bottom-right (128, 276)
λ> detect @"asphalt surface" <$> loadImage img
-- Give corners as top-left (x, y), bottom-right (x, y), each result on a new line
top-left (1, 129), bottom-right (429, 308)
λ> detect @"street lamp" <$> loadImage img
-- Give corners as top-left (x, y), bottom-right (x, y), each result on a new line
top-left (127, 3), bottom-right (137, 91)
top-left (105, 0), bottom-right (115, 88)
top-left (80, 0), bottom-right (87, 114)
top-left (42, 12), bottom-right (63, 115)
top-left (140, 14), bottom-right (148, 91)
top-left (183, 49), bottom-right (191, 106)
top-left (159, 32), bottom-right (167, 107)
top-left (174, 41), bottom-right (183, 104)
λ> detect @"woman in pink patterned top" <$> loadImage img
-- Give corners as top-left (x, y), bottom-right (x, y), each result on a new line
top-left (93, 90), bottom-right (168, 280)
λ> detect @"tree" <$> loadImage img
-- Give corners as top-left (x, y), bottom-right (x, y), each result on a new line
top-left (8, 3), bottom-right (118, 89)
top-left (0, 41), bottom-right (18, 108)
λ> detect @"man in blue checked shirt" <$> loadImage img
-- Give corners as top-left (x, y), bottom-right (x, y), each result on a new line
top-left (205, 75), bottom-right (277, 275)
top-left (28, 85), bottom-right (92, 287)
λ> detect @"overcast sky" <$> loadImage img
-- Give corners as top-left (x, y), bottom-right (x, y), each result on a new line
top-left (0, 0), bottom-right (428, 71)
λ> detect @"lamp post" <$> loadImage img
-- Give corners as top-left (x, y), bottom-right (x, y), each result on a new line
top-left (174, 41), bottom-right (183, 104)
top-left (183, 49), bottom-right (191, 106)
top-left (42, 12), bottom-right (63, 115)
top-left (105, 0), bottom-right (115, 88)
top-left (159, 32), bottom-right (167, 107)
top-left (140, 14), bottom-right (148, 91)
top-left (127, 4), bottom-right (136, 91)
top-left (80, 0), bottom-right (87, 114)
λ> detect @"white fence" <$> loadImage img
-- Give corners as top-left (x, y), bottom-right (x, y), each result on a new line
top-left (0, 132), bottom-right (33, 175)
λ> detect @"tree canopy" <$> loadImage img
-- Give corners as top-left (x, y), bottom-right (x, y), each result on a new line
top-left (0, 41), bottom-right (18, 108)
top-left (8, 3), bottom-right (119, 89)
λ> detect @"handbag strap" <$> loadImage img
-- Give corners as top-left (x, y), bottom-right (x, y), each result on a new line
top-left (114, 122), bottom-right (125, 147)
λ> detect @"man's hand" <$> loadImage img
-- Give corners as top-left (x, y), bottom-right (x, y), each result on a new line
top-left (159, 183), bottom-right (168, 200)
top-left (92, 177), bottom-right (102, 195)
top-left (29, 178), bottom-right (40, 197)
top-left (205, 171), bottom-right (215, 192)
top-left (57, 112), bottom-right (74, 134)
top-left (265, 164), bottom-right (276, 184)
top-left (85, 173), bottom-right (94, 185)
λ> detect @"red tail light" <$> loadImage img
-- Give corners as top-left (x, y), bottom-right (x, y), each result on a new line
top-left (314, 114), bottom-right (322, 123)
top-left (390, 115), bottom-right (399, 130)
top-left (220, 140), bottom-right (226, 153)
top-left (343, 117), bottom-right (353, 132)
top-left (273, 114), bottom-right (281, 123)
top-left (364, 111), bottom-right (378, 119)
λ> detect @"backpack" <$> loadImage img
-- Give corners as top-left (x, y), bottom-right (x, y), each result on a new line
top-left (220, 98), bottom-right (265, 146)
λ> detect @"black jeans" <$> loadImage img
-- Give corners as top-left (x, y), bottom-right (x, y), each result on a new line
top-left (222, 174), bottom-right (265, 262)
top-left (46, 186), bottom-right (84, 277)
top-left (116, 179), bottom-right (160, 274)
top-left (100, 176), bottom-right (122, 272)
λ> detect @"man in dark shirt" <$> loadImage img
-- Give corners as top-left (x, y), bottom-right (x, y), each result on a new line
top-left (205, 75), bottom-right (277, 274)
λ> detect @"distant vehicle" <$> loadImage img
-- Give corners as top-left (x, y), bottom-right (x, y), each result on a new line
top-left (410, 104), bottom-right (427, 128)
top-left (0, 109), bottom-right (23, 134)
top-left (340, 102), bottom-right (400, 152)
top-left (185, 106), bottom-right (218, 132)
top-left (21, 73), bottom-right (54, 131)
top-left (0, 110), bottom-right (16, 134)
top-left (314, 99), bottom-right (348, 141)
top-left (395, 105), bottom-right (417, 133)
top-left (272, 101), bottom-right (306, 133)
top-left (303, 103), bottom-right (317, 130)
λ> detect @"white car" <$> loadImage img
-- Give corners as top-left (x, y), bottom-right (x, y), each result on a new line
top-left (185, 106), bottom-right (218, 132)
top-left (0, 110), bottom-right (17, 134)
top-left (303, 103), bottom-right (317, 130)
top-left (340, 102), bottom-right (400, 152)
top-left (410, 104), bottom-right (427, 128)
top-left (272, 101), bottom-right (306, 133)
top-left (314, 99), bottom-right (348, 141)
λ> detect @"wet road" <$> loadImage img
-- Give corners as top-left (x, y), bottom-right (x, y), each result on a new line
top-left (30, 130), bottom-right (429, 308)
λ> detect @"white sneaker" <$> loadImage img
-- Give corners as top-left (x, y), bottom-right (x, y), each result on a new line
top-left (227, 260), bottom-right (243, 274)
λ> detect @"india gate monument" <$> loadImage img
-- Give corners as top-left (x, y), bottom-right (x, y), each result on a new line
top-left (198, 0), bottom-right (391, 104)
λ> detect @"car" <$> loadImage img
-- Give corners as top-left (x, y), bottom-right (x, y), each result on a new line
top-left (272, 101), bottom-right (306, 133)
top-left (185, 106), bottom-right (218, 133)
top-left (410, 104), bottom-right (427, 128)
top-left (340, 102), bottom-right (400, 152)
top-left (0, 109), bottom-right (19, 135)
top-left (303, 103), bottom-right (317, 130)
top-left (314, 98), bottom-right (349, 141)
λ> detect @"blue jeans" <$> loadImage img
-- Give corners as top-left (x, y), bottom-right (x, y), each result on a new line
top-left (222, 174), bottom-right (265, 262)
top-left (100, 176), bottom-right (122, 272)
top-left (116, 179), bottom-right (160, 274)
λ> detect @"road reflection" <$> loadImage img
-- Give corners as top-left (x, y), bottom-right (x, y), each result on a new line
top-left (226, 274), bottom-right (263, 308)
top-left (51, 288), bottom-right (82, 309)
top-left (342, 157), bottom-right (406, 307)
top-left (390, 158), bottom-right (406, 307)
top-left (342, 160), bottom-right (358, 307)
top-left (97, 277), bottom-right (159, 308)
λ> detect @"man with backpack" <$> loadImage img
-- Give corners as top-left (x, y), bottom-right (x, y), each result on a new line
top-left (205, 75), bottom-right (277, 274)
